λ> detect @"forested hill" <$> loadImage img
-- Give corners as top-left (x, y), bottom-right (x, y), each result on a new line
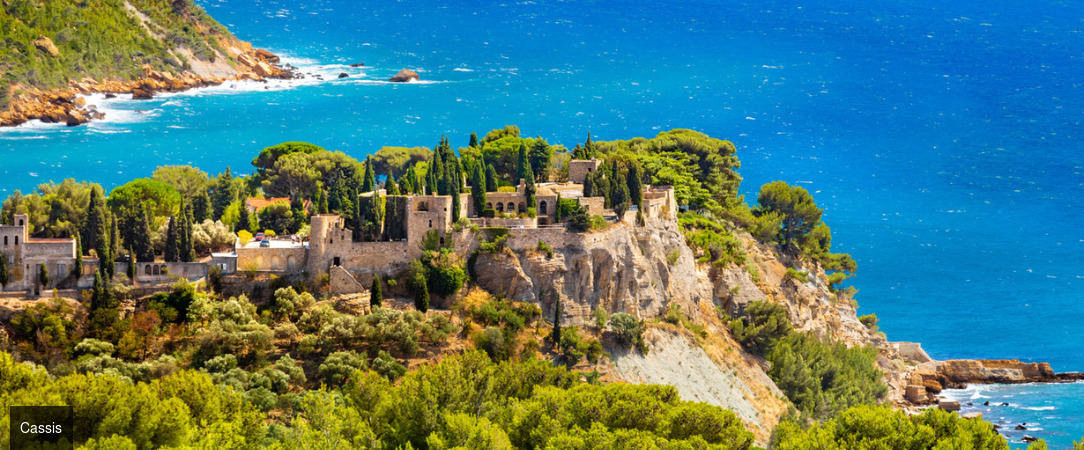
top-left (0, 0), bottom-right (270, 109)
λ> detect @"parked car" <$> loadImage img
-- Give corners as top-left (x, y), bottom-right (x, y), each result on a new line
top-left (255, 232), bottom-right (265, 240)
top-left (260, 239), bottom-right (271, 248)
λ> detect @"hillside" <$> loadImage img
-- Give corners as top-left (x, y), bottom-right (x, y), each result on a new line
top-left (0, 0), bottom-right (288, 126)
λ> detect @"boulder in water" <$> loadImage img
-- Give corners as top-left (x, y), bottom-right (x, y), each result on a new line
top-left (389, 68), bottom-right (420, 82)
top-left (338, 72), bottom-right (349, 78)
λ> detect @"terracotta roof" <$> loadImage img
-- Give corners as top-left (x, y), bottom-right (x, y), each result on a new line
top-left (246, 197), bottom-right (312, 211)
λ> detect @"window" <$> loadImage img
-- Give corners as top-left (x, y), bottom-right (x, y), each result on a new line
top-left (58, 263), bottom-right (66, 275)
top-left (333, 257), bottom-right (341, 266)
top-left (429, 220), bottom-right (433, 228)
top-left (153, 265), bottom-right (161, 275)
top-left (486, 202), bottom-right (492, 209)
top-left (14, 236), bottom-right (17, 245)
top-left (145, 265), bottom-right (152, 275)
top-left (507, 202), bottom-right (515, 211)
top-left (3, 236), bottom-right (6, 245)
top-left (18, 219), bottom-right (23, 226)
top-left (496, 203), bottom-right (503, 212)
top-left (519, 203), bottom-right (526, 213)
top-left (539, 201), bottom-right (548, 214)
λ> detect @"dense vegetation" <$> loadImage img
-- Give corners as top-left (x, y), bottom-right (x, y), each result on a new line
top-left (3, 126), bottom-right (1054, 448)
top-left (1, 0), bottom-right (240, 108)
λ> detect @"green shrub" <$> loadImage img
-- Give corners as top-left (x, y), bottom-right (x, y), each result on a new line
top-left (772, 405), bottom-right (1009, 449)
top-left (729, 301), bottom-right (791, 353)
top-left (319, 351), bottom-right (369, 387)
top-left (858, 313), bottom-right (879, 331)
top-left (610, 313), bottom-right (647, 354)
top-left (667, 249), bottom-right (681, 266)
top-left (536, 240), bottom-right (554, 258)
top-left (474, 326), bottom-right (513, 361)
top-left (372, 350), bottom-right (407, 381)
top-left (784, 268), bottom-right (809, 283)
top-left (591, 306), bottom-right (609, 330)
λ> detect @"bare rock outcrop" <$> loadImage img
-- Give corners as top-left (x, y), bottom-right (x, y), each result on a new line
top-left (389, 68), bottom-right (420, 82)
top-left (32, 36), bottom-right (59, 57)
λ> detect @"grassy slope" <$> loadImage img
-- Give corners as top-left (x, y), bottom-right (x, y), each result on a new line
top-left (0, 0), bottom-right (238, 107)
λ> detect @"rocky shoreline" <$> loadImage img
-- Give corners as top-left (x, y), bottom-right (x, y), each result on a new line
top-left (888, 343), bottom-right (1084, 409)
top-left (0, 49), bottom-right (293, 128)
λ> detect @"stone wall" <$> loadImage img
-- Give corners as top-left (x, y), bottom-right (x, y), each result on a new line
top-left (133, 262), bottom-right (208, 284)
top-left (568, 159), bottom-right (601, 184)
top-left (578, 197), bottom-right (606, 215)
top-left (329, 265), bottom-right (368, 296)
top-left (236, 247), bottom-right (308, 272)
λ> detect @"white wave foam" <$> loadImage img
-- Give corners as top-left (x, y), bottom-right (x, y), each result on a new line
top-left (1020, 406), bottom-right (1056, 411)
top-left (453, 67), bottom-right (474, 72)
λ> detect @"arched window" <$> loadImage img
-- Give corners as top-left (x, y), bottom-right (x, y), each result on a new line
top-left (144, 265), bottom-right (152, 275)
top-left (418, 201), bottom-right (429, 211)
top-left (519, 203), bottom-right (526, 213)
top-left (495, 203), bottom-right (503, 212)
top-left (539, 201), bottom-right (548, 214)
top-left (153, 265), bottom-right (161, 275)
top-left (486, 202), bottom-right (492, 209)
top-left (18, 219), bottom-right (23, 226)
top-left (507, 202), bottom-right (515, 212)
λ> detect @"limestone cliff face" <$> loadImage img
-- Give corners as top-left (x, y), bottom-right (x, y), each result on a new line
top-left (471, 217), bottom-right (711, 326)
top-left (468, 216), bottom-right (906, 444)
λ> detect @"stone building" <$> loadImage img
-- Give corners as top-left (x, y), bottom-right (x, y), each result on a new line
top-left (233, 160), bottom-right (676, 294)
top-left (0, 214), bottom-right (97, 292)
top-left (568, 159), bottom-right (601, 184)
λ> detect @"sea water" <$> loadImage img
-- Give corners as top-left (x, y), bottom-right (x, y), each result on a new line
top-left (1, 0), bottom-right (1082, 446)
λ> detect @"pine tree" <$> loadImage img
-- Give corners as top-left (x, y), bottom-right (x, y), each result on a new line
top-left (485, 164), bottom-right (499, 193)
top-left (553, 297), bottom-right (562, 344)
top-left (238, 203), bottom-right (251, 233)
top-left (213, 167), bottom-right (236, 220)
top-left (385, 172), bottom-right (400, 195)
top-left (362, 157), bottom-right (377, 193)
top-left (572, 143), bottom-right (586, 160)
top-left (82, 186), bottom-right (107, 256)
top-left (470, 163), bottom-right (487, 214)
top-left (516, 143), bottom-right (531, 184)
top-left (370, 275), bottom-right (383, 308)
top-left (165, 216), bottom-right (179, 262)
top-left (469, 132), bottom-right (479, 148)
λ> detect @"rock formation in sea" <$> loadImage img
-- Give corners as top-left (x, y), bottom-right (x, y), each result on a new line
top-left (389, 68), bottom-right (421, 82)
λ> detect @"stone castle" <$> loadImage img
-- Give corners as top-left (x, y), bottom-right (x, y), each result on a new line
top-left (1, 160), bottom-right (676, 298)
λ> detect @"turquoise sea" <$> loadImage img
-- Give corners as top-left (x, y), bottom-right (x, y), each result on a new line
top-left (1, 0), bottom-right (1082, 446)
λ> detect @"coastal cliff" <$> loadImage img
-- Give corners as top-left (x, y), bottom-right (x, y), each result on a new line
top-left (0, 0), bottom-right (290, 127)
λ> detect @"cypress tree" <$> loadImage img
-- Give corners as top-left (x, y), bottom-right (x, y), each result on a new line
top-left (367, 190), bottom-right (385, 241)
top-left (318, 186), bottom-right (330, 214)
top-left (572, 143), bottom-right (585, 160)
top-left (353, 189), bottom-right (363, 241)
top-left (524, 167), bottom-right (537, 214)
top-left (516, 143), bottom-right (530, 184)
top-left (385, 172), bottom-right (400, 195)
top-left (469, 132), bottom-right (479, 148)
top-left (553, 297), bottom-right (562, 344)
top-left (362, 157), bottom-right (377, 193)
top-left (106, 215), bottom-right (117, 278)
top-left (371, 275), bottom-right (383, 308)
top-left (238, 203), bottom-right (251, 233)
top-left (0, 254), bottom-right (8, 289)
top-left (193, 191), bottom-right (213, 222)
top-left (583, 170), bottom-right (596, 197)
top-left (627, 161), bottom-right (643, 209)
top-left (164, 215), bottom-right (179, 262)
top-left (428, 154), bottom-right (442, 195)
top-left (470, 163), bottom-right (486, 214)
top-left (612, 168), bottom-right (631, 219)
top-left (485, 164), bottom-right (499, 193)
top-left (415, 279), bottom-right (429, 313)
top-left (136, 204), bottom-right (155, 262)
top-left (74, 237), bottom-right (83, 279)
top-left (127, 247), bottom-right (136, 282)
top-left (181, 202), bottom-right (195, 262)
top-left (82, 186), bottom-right (107, 256)
top-left (555, 193), bottom-right (563, 222)
top-left (38, 263), bottom-right (50, 290)
top-left (213, 167), bottom-right (236, 220)
top-left (584, 132), bottom-right (597, 159)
